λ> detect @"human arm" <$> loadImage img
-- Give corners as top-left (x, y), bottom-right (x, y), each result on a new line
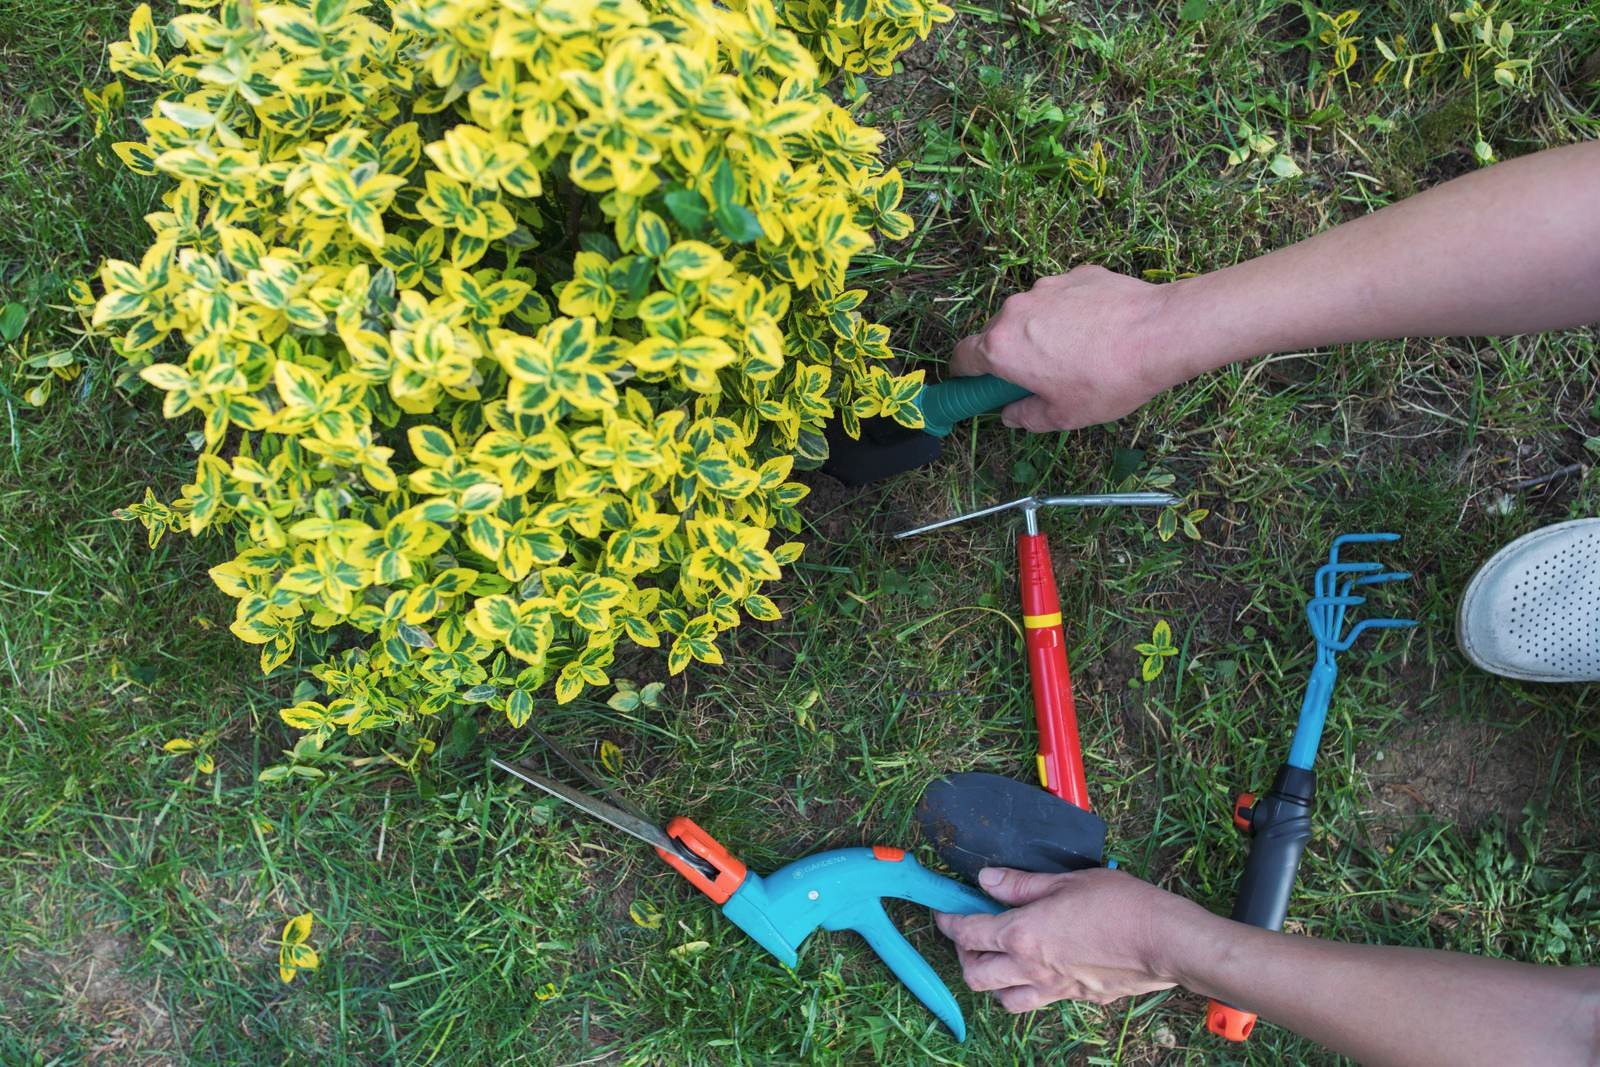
top-left (950, 140), bottom-right (1600, 431)
top-left (935, 867), bottom-right (1600, 1067)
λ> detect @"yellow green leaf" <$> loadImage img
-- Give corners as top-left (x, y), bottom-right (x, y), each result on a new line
top-left (659, 241), bottom-right (721, 281)
top-left (670, 940), bottom-right (710, 958)
top-left (283, 912), bottom-right (314, 946)
top-left (629, 899), bottom-right (663, 928)
top-left (744, 594), bottom-right (781, 622)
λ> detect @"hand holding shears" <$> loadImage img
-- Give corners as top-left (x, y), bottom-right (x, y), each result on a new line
top-left (493, 743), bottom-right (1002, 1040)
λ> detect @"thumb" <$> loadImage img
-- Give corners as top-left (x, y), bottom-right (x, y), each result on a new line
top-left (978, 866), bottom-right (1069, 906)
top-left (999, 395), bottom-right (1059, 433)
top-left (950, 331), bottom-right (990, 378)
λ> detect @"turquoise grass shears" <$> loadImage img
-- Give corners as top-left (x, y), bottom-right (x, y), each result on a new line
top-left (492, 747), bottom-right (1002, 1040)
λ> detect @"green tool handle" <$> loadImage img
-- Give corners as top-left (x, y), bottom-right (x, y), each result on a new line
top-left (917, 375), bottom-right (1031, 438)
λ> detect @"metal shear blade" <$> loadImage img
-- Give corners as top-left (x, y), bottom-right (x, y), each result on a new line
top-left (491, 757), bottom-right (717, 879)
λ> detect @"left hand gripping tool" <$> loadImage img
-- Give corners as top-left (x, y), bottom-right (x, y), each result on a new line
top-left (492, 754), bottom-right (1002, 1040)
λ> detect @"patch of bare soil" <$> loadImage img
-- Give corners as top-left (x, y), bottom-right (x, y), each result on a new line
top-left (1357, 712), bottom-right (1555, 834)
top-left (794, 464), bottom-right (922, 552)
top-left (792, 467), bottom-right (865, 549)
top-left (8, 930), bottom-right (180, 1065)
top-left (858, 36), bottom-right (949, 160)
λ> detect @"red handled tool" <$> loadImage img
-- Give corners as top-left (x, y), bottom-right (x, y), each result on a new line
top-left (1016, 508), bottom-right (1090, 808)
top-left (897, 492), bottom-right (1176, 880)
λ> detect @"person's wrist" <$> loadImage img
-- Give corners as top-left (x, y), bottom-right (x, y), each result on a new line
top-left (1143, 894), bottom-right (1235, 989)
top-left (1127, 278), bottom-right (1217, 399)
top-left (1149, 271), bottom-right (1264, 383)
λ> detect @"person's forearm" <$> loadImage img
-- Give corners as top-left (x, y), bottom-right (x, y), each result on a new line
top-left (1162, 912), bottom-right (1600, 1066)
top-left (1160, 141), bottom-right (1600, 379)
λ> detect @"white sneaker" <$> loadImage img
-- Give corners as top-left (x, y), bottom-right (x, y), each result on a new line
top-left (1457, 518), bottom-right (1600, 683)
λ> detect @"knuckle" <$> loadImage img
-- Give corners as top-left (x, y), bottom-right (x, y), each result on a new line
top-left (1000, 925), bottom-right (1036, 957)
top-left (984, 322), bottom-right (1020, 356)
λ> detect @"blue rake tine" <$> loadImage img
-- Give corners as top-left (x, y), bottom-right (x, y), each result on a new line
top-left (1307, 607), bottom-right (1362, 646)
top-left (1324, 533), bottom-right (1404, 598)
top-left (1329, 532), bottom-right (1402, 556)
top-left (1312, 559), bottom-right (1388, 607)
top-left (1324, 572), bottom-right (1403, 628)
top-left (1308, 594), bottom-right (1368, 610)
top-left (1307, 594), bottom-right (1368, 630)
top-left (1312, 567), bottom-right (1385, 639)
top-left (1313, 548), bottom-right (1411, 646)
top-left (1352, 570), bottom-right (1411, 587)
top-left (1333, 570), bottom-right (1413, 630)
top-left (1288, 532), bottom-right (1414, 772)
top-left (1324, 617), bottom-right (1419, 652)
top-left (1332, 570), bottom-right (1409, 611)
top-left (1315, 560), bottom-right (1384, 599)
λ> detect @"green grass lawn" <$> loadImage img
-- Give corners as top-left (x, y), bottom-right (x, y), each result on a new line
top-left (4, 0), bottom-right (1599, 1063)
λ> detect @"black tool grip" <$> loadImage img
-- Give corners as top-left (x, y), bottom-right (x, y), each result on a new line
top-left (1229, 763), bottom-right (1315, 931)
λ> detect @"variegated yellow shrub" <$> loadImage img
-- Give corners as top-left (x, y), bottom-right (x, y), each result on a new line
top-left (88, 0), bottom-right (945, 757)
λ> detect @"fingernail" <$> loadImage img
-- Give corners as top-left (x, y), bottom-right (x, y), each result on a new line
top-left (979, 868), bottom-right (1003, 888)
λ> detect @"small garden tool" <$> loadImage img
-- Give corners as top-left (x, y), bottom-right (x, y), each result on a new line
top-left (821, 374), bottom-right (1030, 485)
top-left (898, 492), bottom-right (1177, 880)
top-left (1205, 533), bottom-right (1416, 1043)
top-left (491, 753), bottom-right (1003, 1041)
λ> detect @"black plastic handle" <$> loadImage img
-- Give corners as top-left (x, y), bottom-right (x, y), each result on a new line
top-left (1230, 764), bottom-right (1315, 931)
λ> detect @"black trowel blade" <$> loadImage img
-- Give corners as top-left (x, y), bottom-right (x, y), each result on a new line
top-left (819, 415), bottom-right (942, 486)
top-left (917, 772), bottom-right (1107, 884)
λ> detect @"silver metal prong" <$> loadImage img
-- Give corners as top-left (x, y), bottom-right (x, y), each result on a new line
top-left (894, 491), bottom-right (1180, 539)
top-left (1035, 492), bottom-right (1180, 509)
top-left (893, 496), bottom-right (1038, 539)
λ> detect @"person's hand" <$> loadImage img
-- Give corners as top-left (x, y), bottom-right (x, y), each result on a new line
top-left (949, 265), bottom-right (1209, 432)
top-left (933, 866), bottom-right (1220, 1013)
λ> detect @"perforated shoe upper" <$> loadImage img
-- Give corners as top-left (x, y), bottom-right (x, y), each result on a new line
top-left (1457, 518), bottom-right (1600, 683)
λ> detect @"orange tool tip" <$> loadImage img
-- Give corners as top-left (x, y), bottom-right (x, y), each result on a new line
top-left (871, 845), bottom-right (905, 862)
top-left (1232, 793), bottom-right (1256, 833)
top-left (1206, 1000), bottom-right (1257, 1042)
top-left (657, 816), bottom-right (748, 904)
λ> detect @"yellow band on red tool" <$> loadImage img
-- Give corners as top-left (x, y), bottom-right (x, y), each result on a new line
top-left (1035, 754), bottom-right (1049, 790)
top-left (1022, 612), bottom-right (1062, 629)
